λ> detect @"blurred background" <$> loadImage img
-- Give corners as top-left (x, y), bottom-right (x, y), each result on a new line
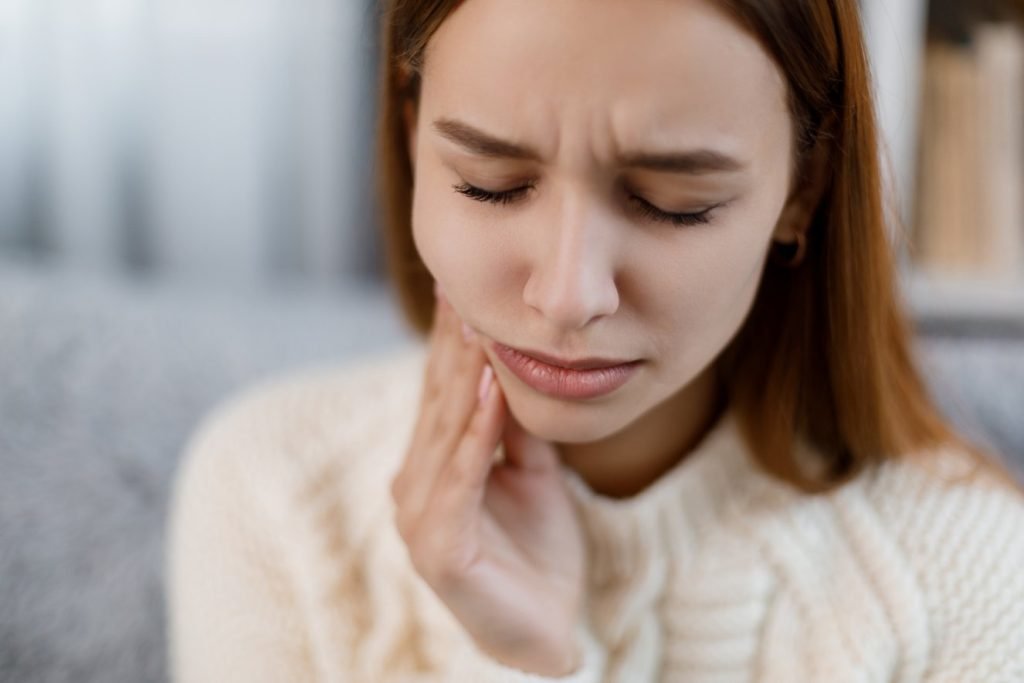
top-left (0, 0), bottom-right (1022, 681)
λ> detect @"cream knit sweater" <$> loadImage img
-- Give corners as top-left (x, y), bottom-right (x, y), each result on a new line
top-left (166, 344), bottom-right (1024, 682)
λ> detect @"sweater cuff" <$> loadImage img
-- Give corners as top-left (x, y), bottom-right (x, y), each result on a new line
top-left (448, 618), bottom-right (607, 682)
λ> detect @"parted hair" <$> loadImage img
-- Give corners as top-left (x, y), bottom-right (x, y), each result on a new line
top-left (373, 0), bottom-right (1022, 495)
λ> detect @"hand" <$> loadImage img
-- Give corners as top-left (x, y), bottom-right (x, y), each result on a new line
top-left (389, 284), bottom-right (588, 677)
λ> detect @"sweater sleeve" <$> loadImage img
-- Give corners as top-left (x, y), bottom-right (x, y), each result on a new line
top-left (447, 616), bottom-right (608, 682)
top-left (902, 478), bottom-right (1024, 682)
top-left (165, 403), bottom-right (318, 683)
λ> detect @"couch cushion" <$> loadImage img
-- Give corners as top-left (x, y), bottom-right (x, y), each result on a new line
top-left (0, 263), bottom-right (416, 683)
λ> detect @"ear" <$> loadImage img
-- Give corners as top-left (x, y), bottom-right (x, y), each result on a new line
top-left (772, 124), bottom-right (833, 245)
top-left (403, 97), bottom-right (419, 170)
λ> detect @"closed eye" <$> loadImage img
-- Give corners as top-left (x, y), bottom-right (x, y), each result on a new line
top-left (451, 181), bottom-right (719, 228)
top-left (627, 195), bottom-right (716, 227)
top-left (452, 182), bottom-right (532, 205)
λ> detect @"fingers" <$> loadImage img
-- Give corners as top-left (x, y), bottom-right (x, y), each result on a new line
top-left (421, 282), bottom-right (462, 409)
top-left (395, 287), bottom-right (451, 512)
top-left (408, 288), bottom-right (454, 449)
top-left (431, 364), bottom-right (507, 537)
top-left (392, 282), bottom-right (497, 536)
top-left (405, 346), bottom-right (491, 523)
top-left (407, 286), bottom-right (474, 462)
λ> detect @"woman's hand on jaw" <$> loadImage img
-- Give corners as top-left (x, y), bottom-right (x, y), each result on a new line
top-left (389, 284), bottom-right (589, 678)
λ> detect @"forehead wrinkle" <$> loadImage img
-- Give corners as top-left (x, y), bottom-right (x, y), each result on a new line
top-left (546, 103), bottom-right (617, 177)
top-left (424, 0), bottom-right (783, 176)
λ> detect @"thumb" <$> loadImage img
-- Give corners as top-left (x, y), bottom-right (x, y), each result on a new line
top-left (501, 411), bottom-right (559, 474)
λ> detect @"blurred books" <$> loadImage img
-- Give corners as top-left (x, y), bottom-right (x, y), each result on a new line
top-left (912, 21), bottom-right (1024, 283)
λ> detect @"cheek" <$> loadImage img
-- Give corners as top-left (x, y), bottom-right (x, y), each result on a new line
top-left (411, 178), bottom-right (509, 307)
top-left (643, 221), bottom-right (769, 357)
top-left (411, 173), bottom-right (464, 283)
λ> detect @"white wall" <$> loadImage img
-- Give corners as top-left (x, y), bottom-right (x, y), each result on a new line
top-left (0, 0), bottom-right (378, 287)
top-left (861, 0), bottom-right (931, 253)
top-left (0, 0), bottom-right (929, 283)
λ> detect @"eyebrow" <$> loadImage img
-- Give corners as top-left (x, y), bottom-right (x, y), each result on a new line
top-left (432, 117), bottom-right (745, 174)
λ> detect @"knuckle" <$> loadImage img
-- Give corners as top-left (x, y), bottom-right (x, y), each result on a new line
top-left (443, 453), bottom-right (475, 488)
top-left (430, 412), bottom-right (454, 442)
top-left (423, 376), bottom-right (443, 403)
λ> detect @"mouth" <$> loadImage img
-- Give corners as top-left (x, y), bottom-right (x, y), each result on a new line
top-left (495, 342), bottom-right (638, 370)
top-left (491, 341), bottom-right (642, 400)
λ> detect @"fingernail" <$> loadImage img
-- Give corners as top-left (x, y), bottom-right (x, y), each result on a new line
top-left (461, 321), bottom-right (476, 342)
top-left (477, 365), bottom-right (494, 402)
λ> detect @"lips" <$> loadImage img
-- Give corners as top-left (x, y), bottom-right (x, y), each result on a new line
top-left (491, 341), bottom-right (642, 400)
top-left (504, 344), bottom-right (637, 370)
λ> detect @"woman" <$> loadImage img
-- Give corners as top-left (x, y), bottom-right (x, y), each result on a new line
top-left (166, 0), bottom-right (1024, 680)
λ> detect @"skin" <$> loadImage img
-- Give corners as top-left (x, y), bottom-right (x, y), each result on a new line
top-left (392, 285), bottom-right (588, 675)
top-left (405, 0), bottom-right (825, 499)
top-left (391, 0), bottom-right (828, 674)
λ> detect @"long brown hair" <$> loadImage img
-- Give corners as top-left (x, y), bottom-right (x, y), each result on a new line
top-left (374, 0), bottom-right (1023, 496)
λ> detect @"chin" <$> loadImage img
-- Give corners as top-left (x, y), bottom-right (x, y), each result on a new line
top-left (501, 383), bottom-right (636, 443)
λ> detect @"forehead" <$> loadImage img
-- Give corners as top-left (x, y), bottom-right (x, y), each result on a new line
top-left (421, 0), bottom-right (791, 164)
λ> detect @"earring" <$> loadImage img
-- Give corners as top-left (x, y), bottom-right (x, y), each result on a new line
top-left (772, 232), bottom-right (807, 268)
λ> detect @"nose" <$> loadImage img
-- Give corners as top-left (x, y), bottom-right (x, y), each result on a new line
top-left (522, 191), bottom-right (620, 330)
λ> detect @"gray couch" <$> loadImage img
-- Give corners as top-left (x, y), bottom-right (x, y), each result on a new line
top-left (1, 262), bottom-right (1022, 683)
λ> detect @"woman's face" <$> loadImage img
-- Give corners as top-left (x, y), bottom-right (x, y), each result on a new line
top-left (408, 0), bottom-right (803, 444)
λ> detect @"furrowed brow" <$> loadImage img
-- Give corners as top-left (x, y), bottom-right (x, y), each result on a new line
top-left (618, 149), bottom-right (744, 174)
top-left (433, 117), bottom-right (745, 174)
top-left (433, 118), bottom-right (542, 161)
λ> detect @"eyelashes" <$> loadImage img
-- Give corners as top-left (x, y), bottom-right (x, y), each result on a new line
top-left (629, 196), bottom-right (715, 227)
top-left (453, 182), bottom-right (531, 206)
top-left (450, 181), bottom-right (717, 228)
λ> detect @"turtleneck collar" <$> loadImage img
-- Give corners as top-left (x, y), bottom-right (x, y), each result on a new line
top-left (558, 407), bottom-right (770, 584)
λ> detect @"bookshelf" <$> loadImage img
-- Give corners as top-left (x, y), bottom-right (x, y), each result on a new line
top-left (861, 0), bottom-right (1024, 336)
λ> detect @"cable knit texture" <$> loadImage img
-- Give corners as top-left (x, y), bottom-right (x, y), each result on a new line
top-left (166, 344), bottom-right (1024, 682)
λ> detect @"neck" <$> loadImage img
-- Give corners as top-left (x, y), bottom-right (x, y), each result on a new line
top-left (555, 361), bottom-right (727, 499)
